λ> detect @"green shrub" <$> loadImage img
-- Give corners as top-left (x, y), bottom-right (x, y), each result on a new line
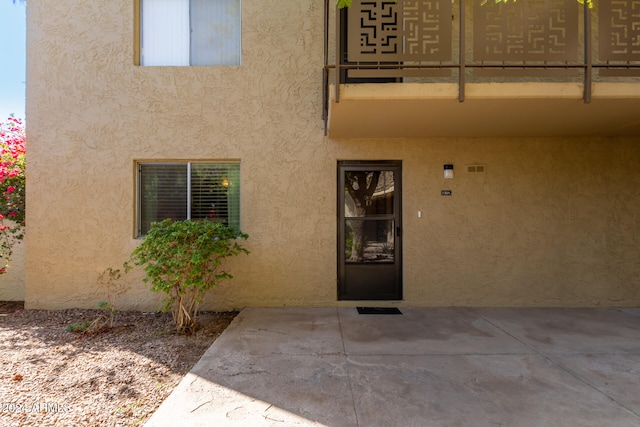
top-left (129, 219), bottom-right (249, 334)
top-left (66, 322), bottom-right (91, 333)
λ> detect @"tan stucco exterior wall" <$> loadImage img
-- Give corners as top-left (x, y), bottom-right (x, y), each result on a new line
top-left (25, 0), bottom-right (640, 310)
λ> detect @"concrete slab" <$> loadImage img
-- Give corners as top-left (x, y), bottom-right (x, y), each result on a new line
top-left (339, 307), bottom-right (534, 355)
top-left (475, 308), bottom-right (640, 353)
top-left (145, 307), bottom-right (640, 427)
top-left (156, 354), bottom-right (356, 426)
top-left (552, 353), bottom-right (640, 415)
top-left (348, 354), bottom-right (639, 427)
top-left (205, 307), bottom-right (344, 357)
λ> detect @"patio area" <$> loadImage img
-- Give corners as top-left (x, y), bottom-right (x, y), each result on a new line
top-left (145, 307), bottom-right (640, 426)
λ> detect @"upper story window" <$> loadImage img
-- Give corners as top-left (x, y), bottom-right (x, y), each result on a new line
top-left (140, 0), bottom-right (241, 66)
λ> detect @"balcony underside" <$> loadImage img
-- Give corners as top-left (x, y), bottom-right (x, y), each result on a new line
top-left (327, 83), bottom-right (640, 138)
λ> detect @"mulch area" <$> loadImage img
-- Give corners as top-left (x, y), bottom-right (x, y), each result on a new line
top-left (0, 301), bottom-right (237, 426)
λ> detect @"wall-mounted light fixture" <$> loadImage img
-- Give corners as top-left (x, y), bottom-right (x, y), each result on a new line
top-left (444, 164), bottom-right (454, 179)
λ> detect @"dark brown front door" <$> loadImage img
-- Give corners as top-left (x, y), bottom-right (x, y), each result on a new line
top-left (338, 161), bottom-right (402, 300)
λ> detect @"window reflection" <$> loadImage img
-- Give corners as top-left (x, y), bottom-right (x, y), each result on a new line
top-left (345, 220), bottom-right (395, 263)
top-left (344, 170), bottom-right (395, 217)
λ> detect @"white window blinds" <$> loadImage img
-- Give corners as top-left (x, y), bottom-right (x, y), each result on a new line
top-left (191, 0), bottom-right (242, 66)
top-left (141, 0), bottom-right (241, 66)
top-left (141, 0), bottom-right (190, 66)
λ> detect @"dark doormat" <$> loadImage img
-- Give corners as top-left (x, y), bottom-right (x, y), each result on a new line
top-left (357, 307), bottom-right (402, 315)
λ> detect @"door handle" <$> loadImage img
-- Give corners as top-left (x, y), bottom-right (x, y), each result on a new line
top-left (396, 226), bottom-right (401, 237)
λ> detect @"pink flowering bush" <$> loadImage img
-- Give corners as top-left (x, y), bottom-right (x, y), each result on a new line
top-left (0, 116), bottom-right (26, 275)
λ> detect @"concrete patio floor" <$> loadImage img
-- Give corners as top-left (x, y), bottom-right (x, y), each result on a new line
top-left (145, 307), bottom-right (640, 427)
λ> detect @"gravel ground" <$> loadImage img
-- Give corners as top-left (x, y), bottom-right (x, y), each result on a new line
top-left (0, 301), bottom-right (237, 427)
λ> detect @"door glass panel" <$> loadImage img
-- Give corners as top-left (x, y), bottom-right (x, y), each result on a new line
top-left (344, 171), bottom-right (395, 217)
top-left (345, 219), bottom-right (395, 263)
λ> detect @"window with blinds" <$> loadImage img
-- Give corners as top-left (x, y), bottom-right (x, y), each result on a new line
top-left (140, 0), bottom-right (242, 66)
top-left (138, 162), bottom-right (240, 236)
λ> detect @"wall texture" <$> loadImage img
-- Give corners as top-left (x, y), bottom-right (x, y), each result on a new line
top-left (25, 0), bottom-right (640, 310)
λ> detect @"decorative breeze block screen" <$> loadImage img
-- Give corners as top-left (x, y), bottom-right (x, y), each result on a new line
top-left (347, 0), bottom-right (453, 62)
top-left (599, 0), bottom-right (640, 61)
top-left (473, 0), bottom-right (580, 62)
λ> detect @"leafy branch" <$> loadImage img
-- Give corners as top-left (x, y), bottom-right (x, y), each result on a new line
top-left (129, 219), bottom-right (249, 334)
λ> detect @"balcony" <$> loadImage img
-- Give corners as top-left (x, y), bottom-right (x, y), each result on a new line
top-left (323, 0), bottom-right (640, 138)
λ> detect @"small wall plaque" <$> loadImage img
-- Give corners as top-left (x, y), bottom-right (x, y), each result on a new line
top-left (441, 190), bottom-right (452, 196)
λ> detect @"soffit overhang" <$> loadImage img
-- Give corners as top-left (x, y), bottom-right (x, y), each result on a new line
top-left (327, 83), bottom-right (640, 138)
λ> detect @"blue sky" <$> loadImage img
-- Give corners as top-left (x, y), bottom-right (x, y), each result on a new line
top-left (0, 1), bottom-right (26, 120)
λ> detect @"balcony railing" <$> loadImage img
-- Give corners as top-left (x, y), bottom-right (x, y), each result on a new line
top-left (323, 0), bottom-right (640, 122)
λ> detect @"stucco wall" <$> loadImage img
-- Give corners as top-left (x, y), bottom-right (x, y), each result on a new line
top-left (26, 0), bottom-right (640, 310)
